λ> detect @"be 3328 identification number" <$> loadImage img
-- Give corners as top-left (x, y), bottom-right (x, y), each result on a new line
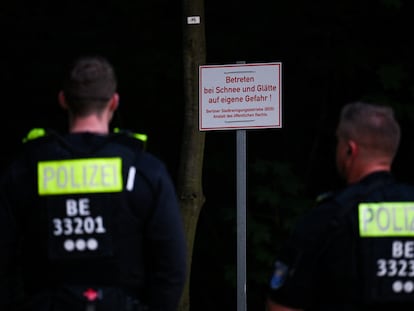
top-left (377, 259), bottom-right (414, 277)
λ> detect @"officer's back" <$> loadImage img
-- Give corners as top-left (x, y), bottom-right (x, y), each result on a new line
top-left (0, 56), bottom-right (186, 311)
top-left (266, 102), bottom-right (414, 310)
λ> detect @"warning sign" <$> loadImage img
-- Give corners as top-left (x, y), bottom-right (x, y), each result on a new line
top-left (199, 62), bottom-right (282, 131)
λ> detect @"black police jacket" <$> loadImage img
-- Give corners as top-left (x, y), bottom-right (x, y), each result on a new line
top-left (0, 130), bottom-right (186, 311)
top-left (268, 171), bottom-right (414, 311)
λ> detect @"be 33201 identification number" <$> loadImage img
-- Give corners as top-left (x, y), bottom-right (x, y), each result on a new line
top-left (52, 216), bottom-right (106, 236)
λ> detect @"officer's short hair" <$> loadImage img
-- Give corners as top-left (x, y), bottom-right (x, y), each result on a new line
top-left (63, 56), bottom-right (117, 116)
top-left (337, 101), bottom-right (401, 158)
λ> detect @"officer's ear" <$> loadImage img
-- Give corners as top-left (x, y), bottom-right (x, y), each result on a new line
top-left (347, 140), bottom-right (358, 157)
top-left (58, 91), bottom-right (68, 110)
top-left (108, 93), bottom-right (119, 112)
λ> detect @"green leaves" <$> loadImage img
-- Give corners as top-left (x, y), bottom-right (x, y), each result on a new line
top-left (381, 0), bottom-right (403, 10)
top-left (377, 64), bottom-right (408, 91)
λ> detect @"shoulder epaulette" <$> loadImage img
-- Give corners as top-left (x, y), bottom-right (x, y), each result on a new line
top-left (113, 128), bottom-right (148, 150)
top-left (113, 127), bottom-right (147, 142)
top-left (22, 128), bottom-right (48, 143)
top-left (315, 191), bottom-right (334, 204)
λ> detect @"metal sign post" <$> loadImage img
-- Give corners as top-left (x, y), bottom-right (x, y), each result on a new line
top-left (237, 129), bottom-right (247, 311)
top-left (199, 62), bottom-right (282, 311)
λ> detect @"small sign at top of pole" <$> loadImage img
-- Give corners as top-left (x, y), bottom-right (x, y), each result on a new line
top-left (199, 62), bottom-right (282, 131)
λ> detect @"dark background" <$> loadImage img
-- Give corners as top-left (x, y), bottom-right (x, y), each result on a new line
top-left (2, 0), bottom-right (414, 310)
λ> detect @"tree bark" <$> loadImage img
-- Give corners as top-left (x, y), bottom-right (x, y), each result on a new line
top-left (178, 0), bottom-right (206, 310)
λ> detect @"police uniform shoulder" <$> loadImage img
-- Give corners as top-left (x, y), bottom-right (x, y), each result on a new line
top-left (315, 191), bottom-right (335, 205)
top-left (112, 128), bottom-right (148, 150)
top-left (21, 128), bottom-right (67, 152)
top-left (22, 127), bottom-right (49, 143)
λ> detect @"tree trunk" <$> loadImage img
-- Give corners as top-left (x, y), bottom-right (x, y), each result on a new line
top-left (177, 0), bottom-right (206, 310)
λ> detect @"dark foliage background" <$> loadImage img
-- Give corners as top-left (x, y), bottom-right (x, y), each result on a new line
top-left (2, 0), bottom-right (414, 310)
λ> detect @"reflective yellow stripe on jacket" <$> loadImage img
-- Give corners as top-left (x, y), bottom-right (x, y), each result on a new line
top-left (359, 202), bottom-right (414, 237)
top-left (38, 158), bottom-right (123, 195)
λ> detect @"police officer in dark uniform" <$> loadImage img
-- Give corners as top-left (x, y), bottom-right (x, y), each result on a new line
top-left (0, 56), bottom-right (187, 311)
top-left (266, 101), bottom-right (414, 311)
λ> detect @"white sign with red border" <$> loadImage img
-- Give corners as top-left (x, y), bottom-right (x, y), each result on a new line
top-left (199, 62), bottom-right (282, 131)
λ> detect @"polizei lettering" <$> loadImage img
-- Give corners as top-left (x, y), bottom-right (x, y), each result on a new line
top-left (38, 158), bottom-right (123, 195)
top-left (359, 202), bottom-right (414, 296)
top-left (359, 202), bottom-right (414, 237)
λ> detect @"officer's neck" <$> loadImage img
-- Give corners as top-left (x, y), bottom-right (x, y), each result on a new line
top-left (68, 115), bottom-right (110, 134)
top-left (346, 164), bottom-right (391, 185)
